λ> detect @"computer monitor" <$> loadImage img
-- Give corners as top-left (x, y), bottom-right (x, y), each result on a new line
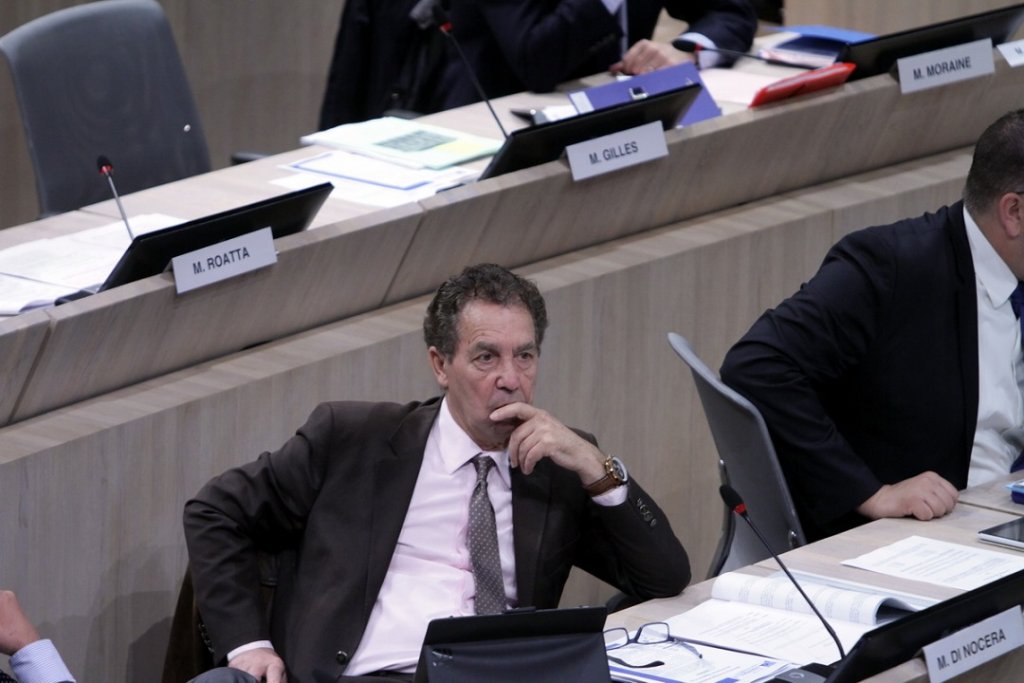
top-left (413, 606), bottom-right (608, 683)
top-left (825, 567), bottom-right (1024, 682)
top-left (839, 3), bottom-right (1024, 81)
top-left (99, 181), bottom-right (333, 291)
top-left (479, 83), bottom-right (702, 180)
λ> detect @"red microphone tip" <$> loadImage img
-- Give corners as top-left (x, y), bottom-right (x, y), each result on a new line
top-left (735, 503), bottom-right (747, 515)
top-left (440, 21), bottom-right (453, 33)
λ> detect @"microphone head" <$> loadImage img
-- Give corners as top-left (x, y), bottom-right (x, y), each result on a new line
top-left (719, 484), bottom-right (748, 516)
top-left (672, 38), bottom-right (701, 54)
top-left (96, 155), bottom-right (114, 175)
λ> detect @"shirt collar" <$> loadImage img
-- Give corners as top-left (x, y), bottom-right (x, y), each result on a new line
top-left (964, 205), bottom-right (1018, 310)
top-left (437, 397), bottom-right (511, 487)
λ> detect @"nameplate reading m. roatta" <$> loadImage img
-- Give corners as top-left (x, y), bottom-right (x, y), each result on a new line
top-left (897, 38), bottom-right (994, 94)
top-left (923, 606), bottom-right (1024, 683)
top-left (172, 226), bottom-right (277, 294)
top-left (565, 121), bottom-right (668, 181)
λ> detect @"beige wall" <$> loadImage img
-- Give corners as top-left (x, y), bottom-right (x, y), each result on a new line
top-left (0, 0), bottom-right (343, 228)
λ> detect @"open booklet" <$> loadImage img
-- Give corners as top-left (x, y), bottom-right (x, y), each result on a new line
top-left (665, 571), bottom-right (936, 665)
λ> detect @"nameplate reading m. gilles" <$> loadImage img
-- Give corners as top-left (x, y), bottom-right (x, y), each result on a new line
top-left (565, 121), bottom-right (668, 181)
top-left (923, 606), bottom-right (1024, 683)
top-left (897, 38), bottom-right (994, 94)
top-left (172, 227), bottom-right (277, 294)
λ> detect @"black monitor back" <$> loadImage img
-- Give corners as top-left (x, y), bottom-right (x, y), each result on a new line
top-left (100, 182), bottom-right (332, 291)
top-left (479, 83), bottom-right (701, 180)
top-left (839, 3), bottom-right (1024, 81)
top-left (826, 567), bottom-right (1024, 682)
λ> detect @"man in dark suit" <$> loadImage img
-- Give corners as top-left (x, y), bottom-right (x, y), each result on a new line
top-left (0, 590), bottom-right (75, 683)
top-left (319, 0), bottom-right (757, 127)
top-left (720, 109), bottom-right (1024, 541)
top-left (184, 264), bottom-right (690, 682)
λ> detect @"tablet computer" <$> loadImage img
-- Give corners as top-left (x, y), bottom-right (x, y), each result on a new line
top-left (413, 606), bottom-right (608, 683)
top-left (977, 517), bottom-right (1024, 551)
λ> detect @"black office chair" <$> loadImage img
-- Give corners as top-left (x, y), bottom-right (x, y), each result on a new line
top-left (667, 333), bottom-right (806, 578)
top-left (0, 0), bottom-right (211, 217)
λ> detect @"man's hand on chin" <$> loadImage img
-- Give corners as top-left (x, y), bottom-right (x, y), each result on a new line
top-left (490, 403), bottom-right (605, 483)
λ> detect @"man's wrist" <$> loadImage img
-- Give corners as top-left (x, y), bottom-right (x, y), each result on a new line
top-left (227, 640), bottom-right (275, 663)
top-left (10, 638), bottom-right (75, 683)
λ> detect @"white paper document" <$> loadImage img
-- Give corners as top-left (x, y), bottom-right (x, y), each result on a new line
top-left (666, 599), bottom-right (861, 665)
top-left (608, 638), bottom-right (791, 683)
top-left (662, 570), bottom-right (936, 666)
top-left (841, 536), bottom-right (1024, 590)
top-left (279, 152), bottom-right (478, 208)
top-left (0, 214), bottom-right (182, 314)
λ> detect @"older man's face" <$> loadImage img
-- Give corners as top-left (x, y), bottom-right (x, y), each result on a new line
top-left (428, 300), bottom-right (539, 450)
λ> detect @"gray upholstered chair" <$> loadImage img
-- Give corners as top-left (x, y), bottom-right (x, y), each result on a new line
top-left (0, 0), bottom-right (211, 217)
top-left (667, 332), bottom-right (806, 577)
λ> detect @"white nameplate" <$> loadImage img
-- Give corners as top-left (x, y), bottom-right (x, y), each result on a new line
top-left (998, 38), bottom-right (1024, 67)
top-left (172, 227), bottom-right (277, 294)
top-left (565, 121), bottom-right (668, 181)
top-left (923, 606), bottom-right (1024, 682)
top-left (897, 38), bottom-right (994, 94)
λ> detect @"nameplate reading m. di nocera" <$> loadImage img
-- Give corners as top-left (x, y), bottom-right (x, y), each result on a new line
top-left (897, 38), bottom-right (994, 94)
top-left (565, 120), bottom-right (668, 181)
top-left (923, 606), bottom-right (1024, 683)
top-left (171, 226), bottom-right (277, 294)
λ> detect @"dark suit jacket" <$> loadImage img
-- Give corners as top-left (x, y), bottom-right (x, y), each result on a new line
top-left (319, 0), bottom-right (757, 127)
top-left (184, 397), bottom-right (690, 682)
top-left (720, 203), bottom-right (979, 540)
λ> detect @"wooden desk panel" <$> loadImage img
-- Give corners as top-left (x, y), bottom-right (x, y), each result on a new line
top-left (10, 202), bottom-right (422, 422)
top-left (960, 471), bottom-right (1024, 516)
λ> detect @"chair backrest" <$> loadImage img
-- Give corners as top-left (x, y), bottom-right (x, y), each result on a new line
top-left (667, 332), bottom-right (806, 577)
top-left (0, 0), bottom-right (211, 217)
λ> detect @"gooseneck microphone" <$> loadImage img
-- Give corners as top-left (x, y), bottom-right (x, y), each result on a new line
top-left (719, 484), bottom-right (846, 661)
top-left (429, 2), bottom-right (508, 138)
top-left (672, 38), bottom-right (817, 70)
top-left (96, 155), bottom-right (135, 241)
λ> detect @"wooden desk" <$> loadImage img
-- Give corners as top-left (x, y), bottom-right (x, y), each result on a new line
top-left (0, 52), bottom-right (1020, 681)
top-left (960, 471), bottom-right (1024, 516)
top-left (608, 504), bottom-right (1024, 682)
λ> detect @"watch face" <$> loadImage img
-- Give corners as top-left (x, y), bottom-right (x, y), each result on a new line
top-left (610, 457), bottom-right (627, 482)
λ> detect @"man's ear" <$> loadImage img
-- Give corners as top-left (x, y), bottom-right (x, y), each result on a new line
top-left (998, 192), bottom-right (1024, 239)
top-left (428, 346), bottom-right (449, 389)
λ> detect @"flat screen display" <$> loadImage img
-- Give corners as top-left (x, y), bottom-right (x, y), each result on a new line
top-left (839, 3), bottom-right (1024, 81)
top-left (100, 182), bottom-right (332, 290)
top-left (479, 83), bottom-right (701, 180)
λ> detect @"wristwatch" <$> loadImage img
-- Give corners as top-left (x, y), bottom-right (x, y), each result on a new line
top-left (583, 455), bottom-right (628, 496)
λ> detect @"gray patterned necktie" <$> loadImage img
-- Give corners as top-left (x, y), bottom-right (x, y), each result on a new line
top-left (468, 454), bottom-right (505, 615)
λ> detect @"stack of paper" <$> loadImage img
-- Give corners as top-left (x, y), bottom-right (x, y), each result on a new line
top-left (300, 117), bottom-right (502, 169)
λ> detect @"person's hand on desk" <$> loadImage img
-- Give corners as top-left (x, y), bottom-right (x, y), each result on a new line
top-left (857, 471), bottom-right (959, 521)
top-left (611, 40), bottom-right (692, 75)
top-left (229, 647), bottom-right (287, 683)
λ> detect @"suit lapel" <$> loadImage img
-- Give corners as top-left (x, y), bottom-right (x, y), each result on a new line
top-left (510, 463), bottom-right (553, 607)
top-left (362, 398), bottom-right (442, 617)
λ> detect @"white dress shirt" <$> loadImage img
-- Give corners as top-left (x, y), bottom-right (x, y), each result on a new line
top-left (229, 397), bottom-right (626, 671)
top-left (9, 639), bottom-right (75, 683)
top-left (964, 207), bottom-right (1024, 485)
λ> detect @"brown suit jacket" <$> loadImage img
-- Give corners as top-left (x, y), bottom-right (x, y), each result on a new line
top-left (184, 397), bottom-right (690, 682)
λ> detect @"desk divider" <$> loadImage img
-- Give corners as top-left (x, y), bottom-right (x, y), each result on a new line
top-left (9, 202), bottom-right (423, 422)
